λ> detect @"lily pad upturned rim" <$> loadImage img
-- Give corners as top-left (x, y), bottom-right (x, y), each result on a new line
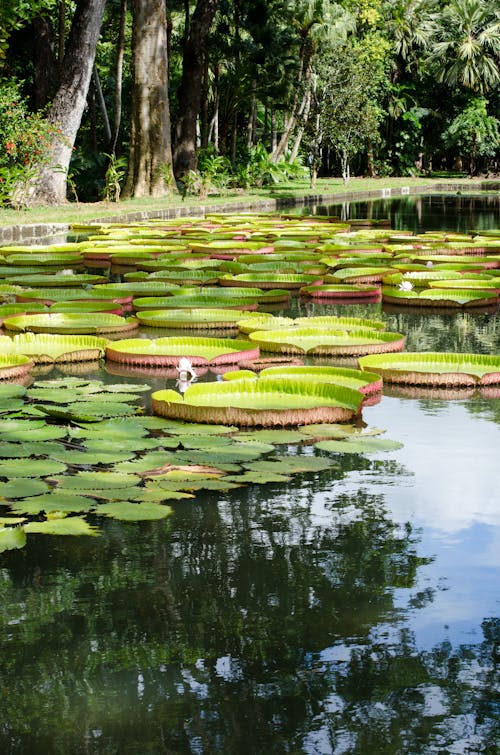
top-left (0, 333), bottom-right (109, 363)
top-left (0, 353), bottom-right (34, 380)
top-left (248, 327), bottom-right (406, 356)
top-left (152, 377), bottom-right (362, 427)
top-left (358, 351), bottom-right (500, 386)
top-left (105, 336), bottom-right (260, 366)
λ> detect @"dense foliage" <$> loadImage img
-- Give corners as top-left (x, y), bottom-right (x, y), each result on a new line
top-left (0, 0), bottom-right (498, 204)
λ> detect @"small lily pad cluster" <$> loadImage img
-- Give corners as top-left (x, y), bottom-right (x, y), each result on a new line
top-left (0, 377), bottom-right (402, 553)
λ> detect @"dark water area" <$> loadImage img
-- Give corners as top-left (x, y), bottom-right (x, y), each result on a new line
top-left (0, 197), bottom-right (499, 753)
top-left (311, 191), bottom-right (500, 234)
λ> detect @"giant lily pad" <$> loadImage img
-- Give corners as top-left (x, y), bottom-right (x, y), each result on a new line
top-left (3, 313), bottom-right (139, 335)
top-left (135, 308), bottom-right (257, 329)
top-left (382, 286), bottom-right (498, 307)
top-left (220, 272), bottom-right (323, 289)
top-left (256, 365), bottom-right (383, 400)
top-left (299, 284), bottom-right (382, 300)
top-left (152, 377), bottom-right (363, 427)
top-left (0, 333), bottom-right (108, 363)
top-left (106, 336), bottom-right (259, 366)
top-left (0, 353), bottom-right (33, 380)
top-left (358, 352), bottom-right (500, 386)
top-left (248, 327), bottom-right (405, 356)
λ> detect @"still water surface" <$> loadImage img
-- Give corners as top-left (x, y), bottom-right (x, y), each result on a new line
top-left (0, 195), bottom-right (499, 753)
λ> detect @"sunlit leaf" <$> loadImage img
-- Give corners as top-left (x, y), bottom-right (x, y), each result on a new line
top-left (315, 438), bottom-right (403, 453)
top-left (23, 517), bottom-right (99, 536)
top-left (51, 471), bottom-right (141, 490)
top-left (0, 478), bottom-right (51, 498)
top-left (8, 494), bottom-right (95, 515)
top-left (0, 458), bottom-right (67, 477)
top-left (0, 526), bottom-right (26, 552)
top-left (93, 502), bottom-right (173, 521)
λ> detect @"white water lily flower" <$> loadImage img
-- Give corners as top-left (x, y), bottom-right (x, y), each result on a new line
top-left (177, 357), bottom-right (197, 379)
top-left (398, 280), bottom-right (414, 291)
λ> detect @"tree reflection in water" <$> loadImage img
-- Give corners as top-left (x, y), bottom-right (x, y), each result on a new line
top-left (0, 451), bottom-right (497, 753)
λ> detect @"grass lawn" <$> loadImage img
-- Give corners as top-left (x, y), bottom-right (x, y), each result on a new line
top-left (0, 175), bottom-right (496, 230)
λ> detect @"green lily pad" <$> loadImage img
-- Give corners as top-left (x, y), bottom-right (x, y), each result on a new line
top-left (51, 449), bottom-right (137, 465)
top-left (0, 478), bottom-right (51, 498)
top-left (0, 419), bottom-right (68, 442)
top-left (315, 438), bottom-right (404, 453)
top-left (113, 451), bottom-right (180, 473)
top-left (68, 417), bottom-right (150, 440)
top-left (0, 458), bottom-right (67, 477)
top-left (93, 501), bottom-right (173, 521)
top-left (0, 441), bottom-right (64, 458)
top-left (0, 526), bottom-right (26, 552)
top-left (23, 517), bottom-right (99, 536)
top-left (231, 429), bottom-right (306, 445)
top-left (83, 436), bottom-right (177, 453)
top-left (223, 471), bottom-right (291, 484)
top-left (51, 471), bottom-right (141, 490)
top-left (39, 400), bottom-right (139, 422)
top-left (8, 494), bottom-right (95, 515)
top-left (243, 455), bottom-right (334, 474)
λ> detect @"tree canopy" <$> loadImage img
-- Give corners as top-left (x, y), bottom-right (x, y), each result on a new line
top-left (0, 0), bottom-right (498, 206)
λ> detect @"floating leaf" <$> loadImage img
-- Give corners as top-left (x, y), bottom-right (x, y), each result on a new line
top-left (106, 336), bottom-right (259, 366)
top-left (93, 502), bottom-right (173, 521)
top-left (8, 494), bottom-right (95, 515)
top-left (0, 516), bottom-right (26, 524)
top-left (3, 313), bottom-right (138, 335)
top-left (68, 417), bottom-right (150, 440)
top-left (231, 429), bottom-right (306, 445)
top-left (315, 438), bottom-right (403, 453)
top-left (243, 455), bottom-right (334, 474)
top-left (152, 377), bottom-right (362, 427)
top-left (23, 517), bottom-right (99, 536)
top-left (0, 458), bottom-right (67, 477)
top-left (51, 471), bottom-right (141, 490)
top-left (223, 471), bottom-right (291, 484)
top-left (0, 419), bottom-right (68, 442)
top-left (358, 352), bottom-right (500, 386)
top-left (0, 526), bottom-right (26, 552)
top-left (0, 441), bottom-right (63, 458)
top-left (39, 400), bottom-right (138, 421)
top-left (0, 478), bottom-right (51, 498)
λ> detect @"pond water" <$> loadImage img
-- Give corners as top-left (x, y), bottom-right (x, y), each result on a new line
top-left (1, 195), bottom-right (499, 754)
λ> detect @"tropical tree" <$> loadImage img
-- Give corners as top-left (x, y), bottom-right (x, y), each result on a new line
top-left (26, 0), bottom-right (107, 205)
top-left (270, 0), bottom-right (355, 163)
top-left (315, 45), bottom-right (383, 182)
top-left (443, 96), bottom-right (500, 173)
top-left (427, 0), bottom-right (500, 93)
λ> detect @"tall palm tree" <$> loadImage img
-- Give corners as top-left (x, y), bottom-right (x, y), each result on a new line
top-left (428, 0), bottom-right (500, 93)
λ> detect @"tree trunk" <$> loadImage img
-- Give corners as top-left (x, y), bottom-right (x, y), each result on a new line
top-left (28, 0), bottom-right (107, 205)
top-left (290, 85), bottom-right (312, 162)
top-left (173, 0), bottom-right (218, 179)
top-left (246, 78), bottom-right (257, 149)
top-left (110, 0), bottom-right (127, 155)
top-left (32, 15), bottom-right (58, 110)
top-left (93, 65), bottom-right (112, 145)
top-left (123, 0), bottom-right (176, 197)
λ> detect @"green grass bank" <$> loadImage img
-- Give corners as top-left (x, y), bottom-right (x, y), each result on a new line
top-left (0, 176), bottom-right (498, 243)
